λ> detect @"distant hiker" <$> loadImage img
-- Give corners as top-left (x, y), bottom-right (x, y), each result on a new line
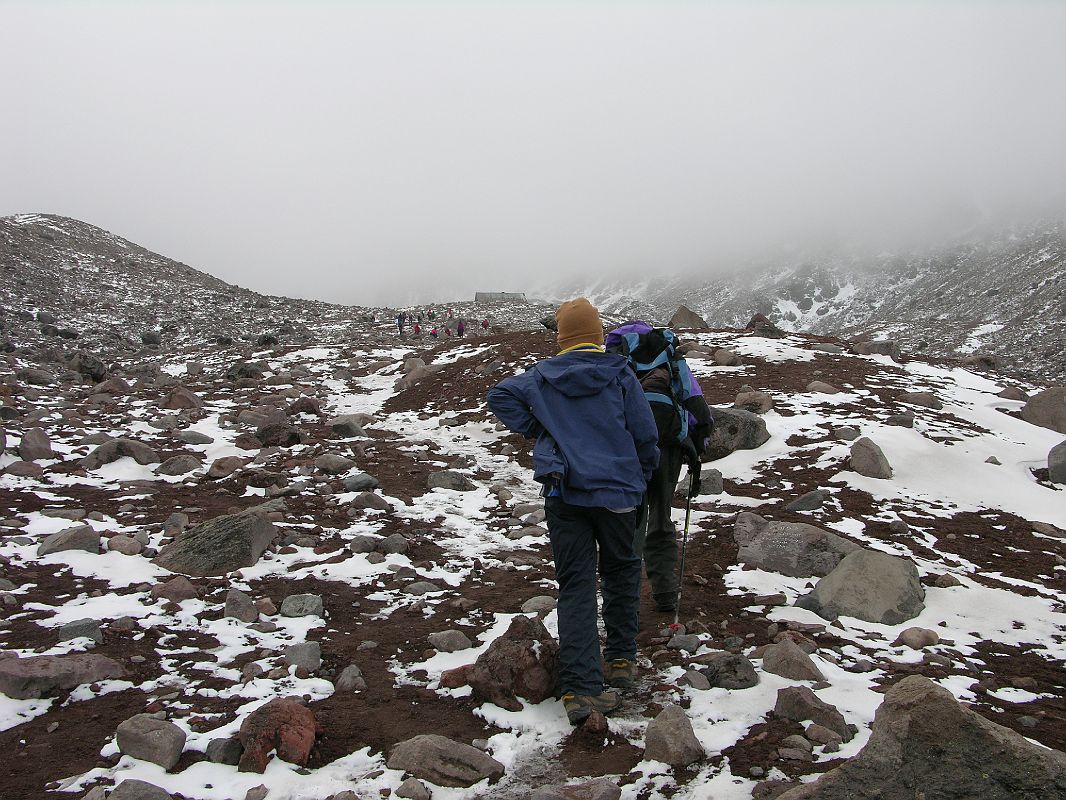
top-left (487, 298), bottom-right (659, 725)
top-left (606, 321), bottom-right (713, 613)
top-left (447, 308), bottom-right (454, 319)
top-left (396, 313), bottom-right (404, 336)
top-left (457, 320), bottom-right (466, 337)
top-left (481, 318), bottom-right (489, 331)
top-left (428, 309), bottom-right (436, 320)
top-left (430, 327), bottom-right (438, 339)
top-left (413, 323), bottom-right (422, 337)
top-left (444, 326), bottom-right (452, 337)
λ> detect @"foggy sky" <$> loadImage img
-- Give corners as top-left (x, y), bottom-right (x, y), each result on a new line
top-left (4, 1), bottom-right (1066, 306)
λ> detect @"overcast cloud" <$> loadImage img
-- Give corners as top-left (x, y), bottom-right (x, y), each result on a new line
top-left (3, 1), bottom-right (1066, 305)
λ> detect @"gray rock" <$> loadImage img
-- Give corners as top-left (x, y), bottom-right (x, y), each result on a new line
top-left (521, 595), bottom-right (557, 614)
top-left (679, 669), bottom-right (711, 690)
top-left (348, 535), bottom-right (379, 554)
top-left (899, 391), bottom-right (943, 410)
top-left (893, 627), bottom-right (939, 650)
top-left (283, 641), bottom-right (322, 672)
top-left (37, 524), bottom-right (101, 556)
top-left (775, 676), bottom-right (1066, 800)
top-left (850, 437), bottom-right (892, 479)
top-left (733, 512), bottom-right (860, 578)
top-left (403, 357), bottom-right (427, 374)
top-left (885, 412), bottom-right (915, 427)
top-left (0, 653), bottom-right (124, 699)
top-left (396, 777), bottom-right (432, 800)
top-left (1020, 386), bottom-right (1066, 434)
top-left (833, 426), bottom-right (860, 441)
top-left (58, 618), bottom-right (103, 644)
top-left (705, 407), bottom-right (771, 461)
top-left (735, 390), bottom-right (774, 414)
top-left (677, 467), bottom-right (724, 497)
top-left (1049, 440), bottom-right (1066, 485)
top-left (428, 629), bottom-right (473, 652)
top-left (80, 438), bottom-right (160, 469)
top-left (207, 455), bottom-right (247, 479)
top-left (109, 780), bottom-right (173, 800)
top-left (404, 581), bottom-right (443, 596)
top-left (354, 492), bottom-right (393, 512)
top-left (427, 470), bottom-right (477, 492)
top-left (386, 734), bottom-right (505, 788)
top-left (335, 664), bottom-right (367, 691)
top-left (107, 534), bottom-right (143, 555)
top-left (807, 380), bottom-right (840, 394)
top-left (668, 633), bottom-right (701, 652)
top-left (699, 653), bottom-right (759, 689)
top-left (377, 533), bottom-right (409, 554)
top-left (669, 305), bottom-right (709, 329)
top-left (811, 343), bottom-right (844, 354)
top-left (761, 639), bottom-right (825, 681)
top-left (852, 340), bottom-right (902, 362)
top-left (155, 455), bottom-right (202, 476)
top-left (774, 686), bottom-right (853, 742)
top-left (327, 415), bottom-right (367, 438)
top-left (116, 713), bottom-right (187, 770)
top-left (17, 427), bottom-right (53, 461)
top-left (206, 736), bottom-right (242, 765)
top-left (176, 430), bottom-right (215, 445)
top-left (17, 367), bottom-right (55, 385)
top-left (315, 453), bottom-right (355, 474)
top-left (342, 472), bottom-right (379, 491)
top-left (154, 512), bottom-right (278, 577)
top-left (784, 490), bottom-right (825, 512)
top-left (713, 347), bottom-right (741, 366)
top-left (643, 705), bottom-right (705, 767)
top-left (225, 589), bottom-right (259, 623)
top-left (280, 593), bottom-right (324, 617)
top-left (796, 548), bottom-right (925, 625)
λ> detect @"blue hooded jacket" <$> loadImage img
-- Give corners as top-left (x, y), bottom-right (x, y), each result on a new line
top-left (487, 350), bottom-right (660, 509)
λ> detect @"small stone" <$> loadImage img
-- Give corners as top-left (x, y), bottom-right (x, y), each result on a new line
top-left (427, 630), bottom-right (473, 653)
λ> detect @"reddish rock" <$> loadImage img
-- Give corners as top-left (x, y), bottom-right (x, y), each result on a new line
top-left (440, 665), bottom-right (471, 689)
top-left (238, 697), bottom-right (320, 773)
top-left (468, 615), bottom-right (559, 712)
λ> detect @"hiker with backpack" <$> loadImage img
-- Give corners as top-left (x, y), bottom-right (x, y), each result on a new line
top-left (487, 298), bottom-right (659, 725)
top-left (606, 322), bottom-right (713, 614)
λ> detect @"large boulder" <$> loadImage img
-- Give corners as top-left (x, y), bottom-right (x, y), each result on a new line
top-left (1020, 386), bottom-right (1066, 434)
top-left (427, 470), bottom-right (477, 492)
top-left (238, 697), bottom-right (320, 773)
top-left (80, 438), bottom-right (160, 469)
top-left (849, 437), bottom-right (892, 479)
top-left (17, 427), bottom-right (53, 461)
top-left (776, 675), bottom-right (1066, 800)
top-left (1050, 440), bottom-right (1066, 485)
top-left (67, 350), bottom-right (108, 381)
top-left (467, 615), bottom-right (559, 712)
top-left (0, 653), bottom-right (124, 699)
top-left (37, 524), bottom-right (101, 556)
top-left (154, 512), bottom-right (278, 576)
top-left (852, 340), bottom-right (902, 362)
top-left (796, 549), bottom-right (925, 624)
top-left (668, 305), bottom-right (709, 329)
top-left (704, 407), bottom-right (770, 461)
top-left (116, 714), bottom-right (187, 770)
top-left (734, 513), bottom-right (860, 578)
top-left (327, 415), bottom-right (366, 438)
top-left (387, 734), bottom-right (505, 788)
top-left (162, 386), bottom-right (202, 410)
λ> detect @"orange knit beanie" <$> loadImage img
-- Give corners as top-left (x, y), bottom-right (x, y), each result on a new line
top-left (556, 298), bottom-right (604, 352)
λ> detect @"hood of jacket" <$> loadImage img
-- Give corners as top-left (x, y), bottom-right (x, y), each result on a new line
top-left (534, 351), bottom-right (631, 398)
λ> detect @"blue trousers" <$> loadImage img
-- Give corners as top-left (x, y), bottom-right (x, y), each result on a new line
top-left (546, 498), bottom-right (641, 695)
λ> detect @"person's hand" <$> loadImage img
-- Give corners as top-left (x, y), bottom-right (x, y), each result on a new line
top-left (681, 438), bottom-right (701, 497)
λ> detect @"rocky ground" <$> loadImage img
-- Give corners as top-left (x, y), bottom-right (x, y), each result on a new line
top-left (1, 215), bottom-right (1066, 800)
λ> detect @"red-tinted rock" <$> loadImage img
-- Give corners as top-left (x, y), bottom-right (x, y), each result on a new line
top-left (467, 615), bottom-right (559, 712)
top-left (238, 697), bottom-right (320, 773)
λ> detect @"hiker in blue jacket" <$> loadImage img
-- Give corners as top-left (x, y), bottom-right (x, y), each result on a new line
top-left (487, 298), bottom-right (659, 724)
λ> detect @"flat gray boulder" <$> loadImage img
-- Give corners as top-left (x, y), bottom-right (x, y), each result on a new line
top-left (155, 455), bottom-right (202, 476)
top-left (116, 714), bottom-right (187, 770)
top-left (154, 512), bottom-right (278, 576)
top-left (80, 438), bottom-right (160, 469)
top-left (734, 512), bottom-right (860, 578)
top-left (37, 524), bottom-right (101, 556)
top-left (109, 780), bottom-right (173, 800)
top-left (280, 593), bottom-right (324, 617)
top-left (0, 653), bottom-right (124, 699)
top-left (387, 734), bottom-right (505, 788)
top-left (1020, 386), bottom-right (1066, 434)
top-left (775, 686), bottom-right (853, 743)
top-left (327, 415), bottom-right (367, 438)
top-left (427, 470), bottom-right (477, 492)
top-left (315, 453), bottom-right (356, 474)
top-left (850, 437), bottom-right (892, 479)
top-left (796, 549), bottom-right (925, 624)
top-left (704, 407), bottom-right (770, 461)
top-left (777, 675), bottom-right (1066, 800)
top-left (761, 638), bottom-right (825, 681)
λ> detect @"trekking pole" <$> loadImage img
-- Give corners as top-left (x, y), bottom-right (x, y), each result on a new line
top-left (670, 470), bottom-right (697, 632)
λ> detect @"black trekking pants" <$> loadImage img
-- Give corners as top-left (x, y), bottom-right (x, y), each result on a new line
top-left (546, 498), bottom-right (641, 696)
top-left (634, 443), bottom-right (684, 609)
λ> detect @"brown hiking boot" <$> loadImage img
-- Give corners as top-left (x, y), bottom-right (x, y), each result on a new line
top-left (605, 658), bottom-right (637, 690)
top-left (561, 690), bottom-right (621, 725)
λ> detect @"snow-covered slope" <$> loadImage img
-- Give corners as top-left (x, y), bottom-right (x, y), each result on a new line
top-left (542, 220), bottom-right (1066, 384)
